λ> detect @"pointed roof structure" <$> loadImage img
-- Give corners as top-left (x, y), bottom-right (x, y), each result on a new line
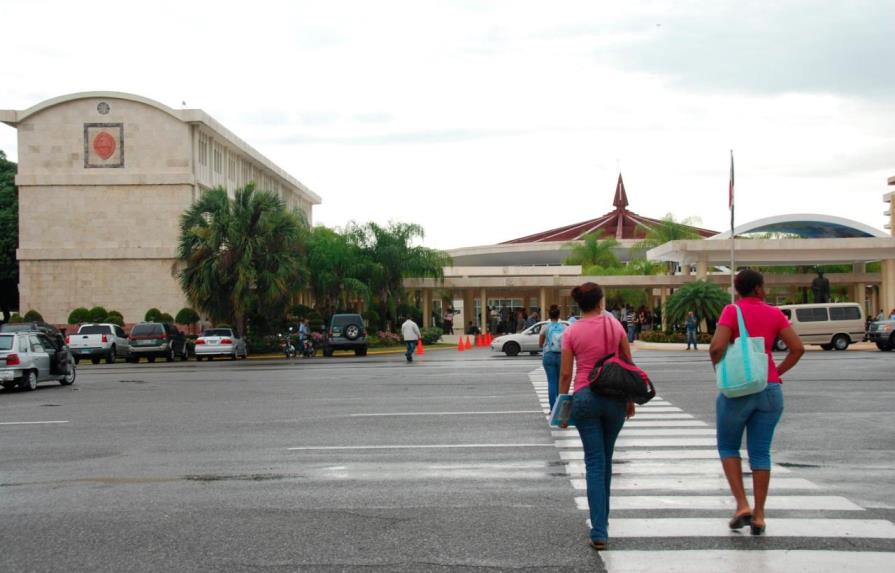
top-left (500, 174), bottom-right (718, 244)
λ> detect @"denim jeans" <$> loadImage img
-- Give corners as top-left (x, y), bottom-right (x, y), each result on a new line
top-left (405, 340), bottom-right (416, 362)
top-left (716, 383), bottom-right (784, 470)
top-left (572, 387), bottom-right (627, 542)
top-left (542, 351), bottom-right (561, 410)
top-left (686, 330), bottom-right (698, 348)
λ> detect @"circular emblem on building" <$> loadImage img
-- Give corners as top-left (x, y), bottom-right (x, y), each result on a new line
top-left (97, 102), bottom-right (110, 115)
top-left (93, 131), bottom-right (117, 160)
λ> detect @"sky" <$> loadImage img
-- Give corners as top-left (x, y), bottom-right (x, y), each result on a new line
top-left (1, 0), bottom-right (894, 249)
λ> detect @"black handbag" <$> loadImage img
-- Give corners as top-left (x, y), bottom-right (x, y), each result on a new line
top-left (587, 320), bottom-right (656, 405)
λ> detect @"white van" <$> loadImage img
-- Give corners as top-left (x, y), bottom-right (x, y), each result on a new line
top-left (774, 303), bottom-right (864, 351)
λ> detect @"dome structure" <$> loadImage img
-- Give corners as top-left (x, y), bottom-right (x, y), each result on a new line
top-left (711, 214), bottom-right (888, 240)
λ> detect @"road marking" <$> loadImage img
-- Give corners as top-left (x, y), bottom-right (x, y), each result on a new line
top-left (561, 449), bottom-right (727, 461)
top-left (577, 495), bottom-right (864, 511)
top-left (620, 428), bottom-right (716, 436)
top-left (601, 518), bottom-right (895, 538)
top-left (555, 437), bottom-right (717, 448)
top-left (600, 551), bottom-right (895, 573)
top-left (287, 443), bottom-right (556, 451)
top-left (626, 413), bottom-right (695, 420)
top-left (348, 410), bottom-right (544, 417)
top-left (571, 477), bottom-right (820, 491)
top-left (563, 460), bottom-right (791, 476)
top-left (623, 420), bottom-right (708, 427)
top-left (0, 420), bottom-right (69, 425)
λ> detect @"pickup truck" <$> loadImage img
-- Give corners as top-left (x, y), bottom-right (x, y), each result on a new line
top-left (868, 319), bottom-right (895, 351)
top-left (67, 323), bottom-right (131, 364)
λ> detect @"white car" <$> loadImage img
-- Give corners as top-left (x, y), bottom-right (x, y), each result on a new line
top-left (194, 328), bottom-right (248, 361)
top-left (491, 320), bottom-right (571, 357)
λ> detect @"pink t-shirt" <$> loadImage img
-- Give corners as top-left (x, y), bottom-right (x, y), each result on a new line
top-left (562, 313), bottom-right (626, 392)
top-left (717, 297), bottom-right (791, 383)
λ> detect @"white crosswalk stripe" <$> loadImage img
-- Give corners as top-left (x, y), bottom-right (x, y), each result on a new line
top-left (528, 368), bottom-right (895, 562)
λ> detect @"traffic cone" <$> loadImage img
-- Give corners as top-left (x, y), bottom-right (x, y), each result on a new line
top-left (464, 336), bottom-right (472, 350)
top-left (457, 338), bottom-right (465, 352)
top-left (475, 334), bottom-right (482, 347)
top-left (415, 339), bottom-right (425, 355)
top-left (485, 333), bottom-right (492, 345)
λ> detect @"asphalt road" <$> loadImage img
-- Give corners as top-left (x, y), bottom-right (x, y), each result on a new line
top-left (0, 348), bottom-right (893, 572)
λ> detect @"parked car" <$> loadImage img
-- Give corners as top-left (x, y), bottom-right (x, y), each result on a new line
top-left (491, 320), bottom-right (571, 357)
top-left (127, 322), bottom-right (190, 362)
top-left (67, 323), bottom-right (131, 364)
top-left (323, 313), bottom-right (368, 357)
top-left (773, 303), bottom-right (865, 351)
top-left (194, 328), bottom-right (248, 360)
top-left (0, 321), bottom-right (66, 347)
top-left (0, 330), bottom-right (76, 391)
top-left (868, 318), bottom-right (895, 351)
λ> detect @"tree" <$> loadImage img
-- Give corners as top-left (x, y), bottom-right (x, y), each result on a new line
top-left (0, 150), bottom-right (18, 323)
top-left (175, 307), bottom-right (200, 326)
top-left (106, 311), bottom-right (125, 326)
top-left (68, 307), bottom-right (91, 324)
top-left (177, 184), bottom-right (307, 335)
top-left (145, 308), bottom-right (163, 322)
top-left (563, 232), bottom-right (621, 274)
top-left (305, 225), bottom-right (371, 320)
top-left (664, 280), bottom-right (729, 330)
top-left (347, 222), bottom-right (450, 329)
top-left (88, 306), bottom-right (109, 323)
top-left (633, 214), bottom-right (701, 273)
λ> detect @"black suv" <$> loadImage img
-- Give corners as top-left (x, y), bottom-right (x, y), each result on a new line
top-left (323, 314), bottom-right (368, 357)
top-left (127, 322), bottom-right (190, 362)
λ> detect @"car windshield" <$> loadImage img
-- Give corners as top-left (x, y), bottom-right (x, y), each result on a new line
top-left (202, 329), bottom-right (233, 337)
top-left (0, 323), bottom-right (36, 333)
top-left (0, 335), bottom-right (14, 351)
top-left (131, 324), bottom-right (164, 336)
top-left (78, 325), bottom-right (111, 335)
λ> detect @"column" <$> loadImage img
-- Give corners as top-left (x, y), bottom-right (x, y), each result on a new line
top-left (480, 287), bottom-right (488, 333)
top-left (695, 257), bottom-right (708, 281)
top-left (462, 289), bottom-right (472, 334)
top-left (853, 263), bottom-right (866, 312)
top-left (539, 287), bottom-right (547, 318)
top-left (422, 289), bottom-right (431, 329)
top-left (660, 288), bottom-right (668, 331)
top-left (882, 260), bottom-right (895, 317)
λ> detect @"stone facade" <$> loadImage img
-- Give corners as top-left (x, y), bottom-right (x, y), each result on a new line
top-left (1, 92), bottom-right (320, 324)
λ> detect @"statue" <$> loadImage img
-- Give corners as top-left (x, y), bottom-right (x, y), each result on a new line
top-left (811, 270), bottom-right (831, 303)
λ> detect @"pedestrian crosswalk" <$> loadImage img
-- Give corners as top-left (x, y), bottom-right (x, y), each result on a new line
top-left (528, 368), bottom-right (895, 571)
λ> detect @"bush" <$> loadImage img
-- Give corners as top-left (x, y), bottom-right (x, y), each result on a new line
top-left (175, 307), bottom-right (200, 325)
top-left (68, 307), bottom-right (91, 324)
top-left (363, 309), bottom-right (381, 326)
top-left (106, 311), bottom-right (125, 326)
top-left (371, 331), bottom-right (402, 347)
top-left (8, 312), bottom-right (24, 323)
top-left (420, 326), bottom-right (443, 345)
top-left (244, 333), bottom-right (281, 354)
top-left (639, 331), bottom-right (711, 344)
top-left (23, 309), bottom-right (43, 322)
top-left (88, 306), bottom-right (108, 323)
top-left (159, 312), bottom-right (174, 323)
top-left (309, 318), bottom-right (325, 333)
top-left (145, 308), bottom-right (163, 322)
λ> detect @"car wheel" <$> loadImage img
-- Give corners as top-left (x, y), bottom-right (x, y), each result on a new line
top-left (345, 324), bottom-right (361, 340)
top-left (59, 362), bottom-right (76, 385)
top-left (166, 347), bottom-right (175, 362)
top-left (181, 346), bottom-right (190, 361)
top-left (832, 334), bottom-right (850, 351)
top-left (106, 347), bottom-right (117, 364)
top-left (504, 341), bottom-right (521, 357)
top-left (91, 357), bottom-right (101, 365)
top-left (820, 344), bottom-right (833, 351)
top-left (773, 338), bottom-right (788, 352)
top-left (148, 356), bottom-right (156, 363)
top-left (877, 341), bottom-right (893, 351)
top-left (23, 370), bottom-right (38, 391)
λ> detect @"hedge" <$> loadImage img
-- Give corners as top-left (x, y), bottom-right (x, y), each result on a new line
top-left (68, 307), bottom-right (91, 324)
top-left (639, 331), bottom-right (712, 344)
top-left (23, 309), bottom-right (43, 322)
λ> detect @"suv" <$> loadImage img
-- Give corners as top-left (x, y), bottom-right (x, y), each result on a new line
top-left (127, 322), bottom-right (190, 362)
top-left (323, 314), bottom-right (368, 357)
top-left (868, 318), bottom-right (895, 351)
top-left (0, 330), bottom-right (77, 391)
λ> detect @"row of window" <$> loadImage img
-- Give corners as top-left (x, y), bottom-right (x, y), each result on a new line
top-left (782, 306), bottom-right (862, 323)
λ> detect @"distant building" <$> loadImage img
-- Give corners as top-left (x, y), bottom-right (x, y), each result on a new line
top-left (0, 92), bottom-right (320, 324)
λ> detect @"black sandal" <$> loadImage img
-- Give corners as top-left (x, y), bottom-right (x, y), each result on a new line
top-left (728, 512), bottom-right (752, 529)
top-left (750, 522), bottom-right (766, 536)
top-left (589, 540), bottom-right (608, 551)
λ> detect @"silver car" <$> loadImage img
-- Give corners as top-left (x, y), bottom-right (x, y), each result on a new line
top-left (194, 328), bottom-right (248, 361)
top-left (490, 320), bottom-right (571, 357)
top-left (0, 331), bottom-right (77, 391)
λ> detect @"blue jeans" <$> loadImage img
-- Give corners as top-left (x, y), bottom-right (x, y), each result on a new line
top-left (405, 340), bottom-right (416, 361)
top-left (572, 387), bottom-right (627, 542)
top-left (542, 351), bottom-right (561, 410)
top-left (686, 330), bottom-right (697, 348)
top-left (716, 384), bottom-right (784, 470)
top-left (627, 324), bottom-right (636, 342)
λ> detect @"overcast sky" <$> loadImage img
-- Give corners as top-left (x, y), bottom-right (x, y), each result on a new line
top-left (2, 0), bottom-right (893, 249)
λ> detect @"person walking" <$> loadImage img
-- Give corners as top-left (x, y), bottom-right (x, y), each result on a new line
top-left (625, 308), bottom-right (636, 342)
top-left (401, 316), bottom-right (421, 363)
top-left (685, 311), bottom-right (698, 350)
top-left (558, 282), bottom-right (635, 551)
top-left (709, 269), bottom-right (805, 535)
top-left (538, 305), bottom-right (566, 411)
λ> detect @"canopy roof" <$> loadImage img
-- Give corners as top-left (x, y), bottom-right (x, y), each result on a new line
top-left (501, 174), bottom-right (718, 244)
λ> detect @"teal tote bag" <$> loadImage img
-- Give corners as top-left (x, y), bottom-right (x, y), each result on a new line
top-left (716, 305), bottom-right (768, 398)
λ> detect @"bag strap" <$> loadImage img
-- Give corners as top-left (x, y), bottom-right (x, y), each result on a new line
top-left (734, 304), bottom-right (753, 380)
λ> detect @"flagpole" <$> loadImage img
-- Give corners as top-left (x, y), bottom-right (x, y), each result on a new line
top-left (729, 150), bottom-right (735, 303)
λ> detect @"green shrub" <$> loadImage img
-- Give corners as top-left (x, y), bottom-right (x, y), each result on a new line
top-left (105, 311), bottom-right (125, 326)
top-left (23, 309), bottom-right (43, 322)
top-left (68, 307), bottom-right (91, 324)
top-left (420, 327), bottom-right (443, 345)
top-left (8, 312), bottom-right (24, 324)
top-left (175, 307), bottom-right (200, 325)
top-left (88, 306), bottom-right (108, 323)
top-left (309, 318), bottom-right (325, 333)
top-left (145, 308), bottom-right (163, 322)
top-left (638, 331), bottom-right (711, 344)
top-left (362, 309), bottom-right (380, 326)
top-left (159, 312), bottom-right (174, 323)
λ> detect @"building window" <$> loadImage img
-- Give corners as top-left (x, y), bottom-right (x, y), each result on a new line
top-left (213, 144), bottom-right (222, 174)
top-left (198, 134), bottom-right (208, 166)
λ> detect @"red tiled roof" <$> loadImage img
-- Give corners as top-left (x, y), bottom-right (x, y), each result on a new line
top-left (500, 174), bottom-right (718, 244)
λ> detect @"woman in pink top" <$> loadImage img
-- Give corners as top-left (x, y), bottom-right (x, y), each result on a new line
top-left (709, 270), bottom-right (804, 535)
top-left (559, 282), bottom-right (634, 551)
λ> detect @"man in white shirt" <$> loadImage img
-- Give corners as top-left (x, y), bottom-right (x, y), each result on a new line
top-left (401, 316), bottom-right (422, 363)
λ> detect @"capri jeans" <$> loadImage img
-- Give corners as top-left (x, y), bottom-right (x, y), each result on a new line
top-left (541, 351), bottom-right (561, 410)
top-left (716, 383), bottom-right (784, 470)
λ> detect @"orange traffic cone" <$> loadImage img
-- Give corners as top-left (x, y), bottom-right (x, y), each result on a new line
top-left (475, 334), bottom-right (482, 347)
top-left (464, 336), bottom-right (472, 350)
top-left (415, 339), bottom-right (425, 355)
top-left (457, 338), bottom-right (465, 352)
top-left (485, 333), bottom-right (492, 345)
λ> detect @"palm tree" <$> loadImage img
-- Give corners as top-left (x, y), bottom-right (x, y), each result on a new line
top-left (563, 232), bottom-right (621, 274)
top-left (664, 280), bottom-right (729, 330)
top-left (305, 225), bottom-right (372, 319)
top-left (176, 184), bottom-right (307, 335)
top-left (633, 214), bottom-right (701, 274)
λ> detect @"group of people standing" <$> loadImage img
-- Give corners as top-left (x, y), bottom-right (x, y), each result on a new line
top-left (543, 270), bottom-right (805, 550)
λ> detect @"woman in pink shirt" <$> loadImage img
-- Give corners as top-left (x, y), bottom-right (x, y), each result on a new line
top-left (559, 282), bottom-right (634, 551)
top-left (709, 270), bottom-right (804, 535)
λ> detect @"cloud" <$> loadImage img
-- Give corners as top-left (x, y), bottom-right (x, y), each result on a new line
top-left (275, 127), bottom-right (545, 145)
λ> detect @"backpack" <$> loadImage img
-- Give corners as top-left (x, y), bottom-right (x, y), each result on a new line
top-left (543, 322), bottom-right (565, 353)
